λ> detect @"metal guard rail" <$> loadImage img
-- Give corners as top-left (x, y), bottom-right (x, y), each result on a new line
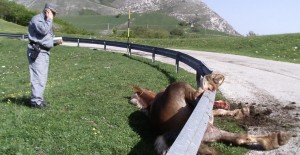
top-left (1, 32), bottom-right (214, 155)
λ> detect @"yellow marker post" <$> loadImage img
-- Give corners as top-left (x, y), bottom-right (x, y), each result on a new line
top-left (128, 9), bottom-right (130, 39)
top-left (127, 9), bottom-right (131, 55)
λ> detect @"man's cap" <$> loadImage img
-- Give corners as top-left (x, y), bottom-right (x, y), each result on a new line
top-left (44, 3), bottom-right (57, 15)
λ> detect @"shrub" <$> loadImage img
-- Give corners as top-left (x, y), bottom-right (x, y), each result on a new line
top-left (0, 0), bottom-right (36, 26)
top-left (132, 26), bottom-right (147, 36)
top-left (178, 21), bottom-right (189, 26)
top-left (170, 28), bottom-right (184, 36)
top-left (113, 27), bottom-right (118, 34)
top-left (115, 14), bottom-right (122, 18)
top-left (120, 31), bottom-right (136, 38)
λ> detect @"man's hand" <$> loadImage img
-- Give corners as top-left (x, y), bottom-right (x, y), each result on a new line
top-left (57, 39), bottom-right (63, 45)
top-left (54, 39), bottom-right (63, 46)
top-left (45, 9), bottom-right (53, 20)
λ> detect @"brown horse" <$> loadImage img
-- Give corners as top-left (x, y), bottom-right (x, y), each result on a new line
top-left (129, 74), bottom-right (291, 155)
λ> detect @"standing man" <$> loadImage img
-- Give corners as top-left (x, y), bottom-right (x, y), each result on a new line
top-left (27, 3), bottom-right (62, 108)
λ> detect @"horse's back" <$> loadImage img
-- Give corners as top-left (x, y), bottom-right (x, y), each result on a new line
top-left (150, 81), bottom-right (196, 134)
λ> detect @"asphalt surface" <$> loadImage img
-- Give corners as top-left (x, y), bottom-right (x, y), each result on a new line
top-left (177, 49), bottom-right (300, 107)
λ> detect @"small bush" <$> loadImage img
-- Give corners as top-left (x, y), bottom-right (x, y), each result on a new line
top-left (191, 26), bottom-right (200, 33)
top-left (170, 28), bottom-right (184, 36)
top-left (121, 26), bottom-right (169, 38)
top-left (146, 30), bottom-right (169, 39)
top-left (120, 31), bottom-right (136, 38)
top-left (115, 14), bottom-right (122, 18)
top-left (178, 21), bottom-right (189, 26)
top-left (112, 27), bottom-right (118, 34)
top-left (132, 26), bottom-right (147, 36)
top-left (79, 9), bottom-right (99, 15)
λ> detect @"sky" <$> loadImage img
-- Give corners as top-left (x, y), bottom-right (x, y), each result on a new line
top-left (201, 0), bottom-right (300, 35)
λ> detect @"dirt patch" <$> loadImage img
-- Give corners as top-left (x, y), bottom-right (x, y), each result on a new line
top-left (230, 102), bottom-right (300, 155)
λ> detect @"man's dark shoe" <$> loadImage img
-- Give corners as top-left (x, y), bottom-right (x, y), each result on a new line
top-left (31, 102), bottom-right (47, 109)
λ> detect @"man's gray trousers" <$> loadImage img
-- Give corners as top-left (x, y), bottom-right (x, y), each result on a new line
top-left (27, 46), bottom-right (49, 105)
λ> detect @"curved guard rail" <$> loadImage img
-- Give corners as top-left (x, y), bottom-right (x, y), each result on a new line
top-left (0, 33), bottom-right (212, 81)
top-left (1, 32), bottom-right (214, 155)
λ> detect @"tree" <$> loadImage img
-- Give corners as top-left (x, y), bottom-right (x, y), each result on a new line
top-left (247, 31), bottom-right (256, 36)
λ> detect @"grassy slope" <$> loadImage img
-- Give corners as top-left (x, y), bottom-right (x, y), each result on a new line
top-left (131, 33), bottom-right (300, 63)
top-left (60, 12), bottom-right (182, 33)
top-left (0, 19), bottom-right (27, 34)
top-left (60, 15), bottom-right (128, 32)
top-left (132, 12), bottom-right (179, 30)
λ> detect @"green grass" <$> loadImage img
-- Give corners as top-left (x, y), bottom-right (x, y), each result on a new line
top-left (59, 32), bottom-right (300, 64)
top-left (0, 12), bottom-right (295, 155)
top-left (60, 14), bottom-right (129, 33)
top-left (0, 38), bottom-right (246, 154)
top-left (5, 12), bottom-right (298, 63)
top-left (130, 33), bottom-right (300, 63)
top-left (131, 12), bottom-right (180, 31)
top-left (0, 38), bottom-right (247, 155)
top-left (60, 12), bottom-right (228, 37)
top-left (0, 19), bottom-right (27, 34)
top-left (61, 12), bottom-right (186, 33)
top-left (2, 3), bottom-right (298, 64)
top-left (53, 25), bottom-right (300, 63)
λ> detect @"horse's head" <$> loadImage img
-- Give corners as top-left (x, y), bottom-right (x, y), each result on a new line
top-left (202, 73), bottom-right (225, 91)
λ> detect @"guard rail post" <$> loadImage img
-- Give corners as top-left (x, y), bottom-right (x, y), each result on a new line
top-left (152, 48), bottom-right (156, 63)
top-left (196, 69), bottom-right (202, 88)
top-left (175, 52), bottom-right (180, 73)
top-left (77, 39), bottom-right (80, 47)
top-left (104, 41), bottom-right (107, 51)
top-left (127, 43), bottom-right (131, 56)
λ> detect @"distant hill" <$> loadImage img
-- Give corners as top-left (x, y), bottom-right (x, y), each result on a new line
top-left (12, 0), bottom-right (240, 36)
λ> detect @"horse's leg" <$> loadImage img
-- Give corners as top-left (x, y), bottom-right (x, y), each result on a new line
top-left (213, 106), bottom-right (250, 119)
top-left (201, 124), bottom-right (291, 151)
top-left (198, 143), bottom-right (217, 155)
top-left (245, 131), bottom-right (292, 150)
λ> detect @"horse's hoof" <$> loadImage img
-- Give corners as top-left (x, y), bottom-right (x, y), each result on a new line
top-left (155, 135), bottom-right (169, 155)
top-left (278, 131), bottom-right (292, 146)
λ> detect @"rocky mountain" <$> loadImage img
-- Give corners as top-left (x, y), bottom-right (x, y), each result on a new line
top-left (12, 0), bottom-right (240, 35)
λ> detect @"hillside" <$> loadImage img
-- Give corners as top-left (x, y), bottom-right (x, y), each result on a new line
top-left (12, 0), bottom-right (240, 35)
top-left (0, 19), bottom-right (27, 33)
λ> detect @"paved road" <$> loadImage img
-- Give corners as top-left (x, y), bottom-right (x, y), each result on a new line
top-left (178, 49), bottom-right (300, 107)
top-left (63, 42), bottom-right (300, 107)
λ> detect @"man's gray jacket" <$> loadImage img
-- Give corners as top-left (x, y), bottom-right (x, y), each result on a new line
top-left (28, 13), bottom-right (54, 50)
